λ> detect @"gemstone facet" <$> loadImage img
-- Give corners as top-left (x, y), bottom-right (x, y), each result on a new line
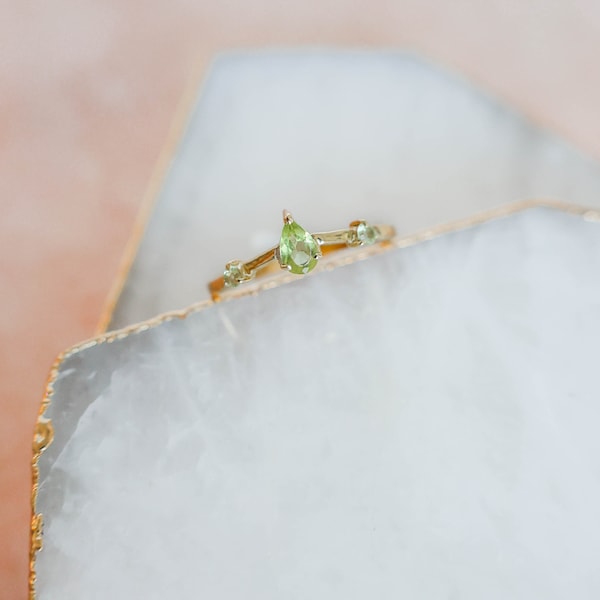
top-left (355, 221), bottom-right (379, 245)
top-left (223, 261), bottom-right (248, 287)
top-left (279, 220), bottom-right (322, 275)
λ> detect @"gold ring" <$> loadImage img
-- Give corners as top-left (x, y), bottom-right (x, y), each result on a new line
top-left (208, 210), bottom-right (396, 301)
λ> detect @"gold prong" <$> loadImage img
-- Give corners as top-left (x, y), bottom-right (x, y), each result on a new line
top-left (274, 245), bottom-right (285, 269)
top-left (283, 209), bottom-right (294, 224)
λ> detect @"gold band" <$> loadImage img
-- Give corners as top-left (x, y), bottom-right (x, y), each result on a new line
top-left (208, 210), bottom-right (396, 301)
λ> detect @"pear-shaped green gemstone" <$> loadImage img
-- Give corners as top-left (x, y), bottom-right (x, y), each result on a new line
top-left (279, 220), bottom-right (322, 275)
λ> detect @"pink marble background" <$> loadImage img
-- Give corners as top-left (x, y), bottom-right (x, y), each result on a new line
top-left (2, 1), bottom-right (600, 597)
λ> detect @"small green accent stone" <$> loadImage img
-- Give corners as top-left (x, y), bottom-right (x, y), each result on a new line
top-left (356, 222), bottom-right (378, 245)
top-left (279, 220), bottom-right (322, 275)
top-left (223, 261), bottom-right (246, 287)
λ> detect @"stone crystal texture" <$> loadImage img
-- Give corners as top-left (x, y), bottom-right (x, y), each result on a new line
top-left (109, 52), bottom-right (600, 329)
top-left (35, 205), bottom-right (600, 599)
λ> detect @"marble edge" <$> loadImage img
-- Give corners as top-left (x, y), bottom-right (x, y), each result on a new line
top-left (28, 198), bottom-right (600, 599)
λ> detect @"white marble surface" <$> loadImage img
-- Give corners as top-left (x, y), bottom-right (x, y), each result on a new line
top-left (37, 206), bottom-right (600, 599)
top-left (110, 51), bottom-right (600, 329)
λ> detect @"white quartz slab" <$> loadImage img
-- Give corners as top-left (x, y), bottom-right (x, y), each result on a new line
top-left (109, 51), bottom-right (600, 329)
top-left (36, 206), bottom-right (600, 599)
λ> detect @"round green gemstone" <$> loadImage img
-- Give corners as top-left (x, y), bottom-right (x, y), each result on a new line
top-left (279, 220), bottom-right (322, 275)
top-left (356, 221), bottom-right (378, 245)
top-left (223, 261), bottom-right (246, 287)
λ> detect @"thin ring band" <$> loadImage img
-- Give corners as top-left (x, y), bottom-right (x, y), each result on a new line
top-left (208, 210), bottom-right (396, 301)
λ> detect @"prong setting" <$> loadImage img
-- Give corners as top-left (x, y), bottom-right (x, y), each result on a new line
top-left (223, 260), bottom-right (252, 288)
top-left (349, 220), bottom-right (379, 246)
top-left (274, 245), bottom-right (284, 268)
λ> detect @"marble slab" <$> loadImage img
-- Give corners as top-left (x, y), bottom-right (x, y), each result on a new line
top-left (35, 205), bottom-right (600, 599)
top-left (109, 51), bottom-right (600, 329)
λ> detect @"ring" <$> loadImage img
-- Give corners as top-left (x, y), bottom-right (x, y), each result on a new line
top-left (208, 210), bottom-right (396, 301)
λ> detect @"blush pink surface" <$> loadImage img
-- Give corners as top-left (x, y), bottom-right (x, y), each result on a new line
top-left (2, 1), bottom-right (600, 597)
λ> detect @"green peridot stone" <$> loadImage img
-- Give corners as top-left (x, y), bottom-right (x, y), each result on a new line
top-left (223, 260), bottom-right (247, 287)
top-left (356, 221), bottom-right (378, 245)
top-left (279, 220), bottom-right (322, 275)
